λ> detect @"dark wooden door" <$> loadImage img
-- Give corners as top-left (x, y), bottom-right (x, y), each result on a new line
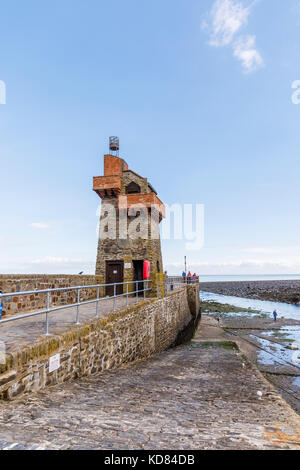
top-left (133, 260), bottom-right (144, 296)
top-left (106, 261), bottom-right (124, 296)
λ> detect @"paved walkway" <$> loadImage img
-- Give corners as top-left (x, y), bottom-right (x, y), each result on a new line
top-left (0, 296), bottom-right (145, 353)
top-left (0, 318), bottom-right (299, 450)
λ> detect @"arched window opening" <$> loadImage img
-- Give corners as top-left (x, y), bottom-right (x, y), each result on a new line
top-left (126, 182), bottom-right (141, 194)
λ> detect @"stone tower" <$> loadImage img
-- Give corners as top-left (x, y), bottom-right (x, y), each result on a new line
top-left (93, 141), bottom-right (165, 295)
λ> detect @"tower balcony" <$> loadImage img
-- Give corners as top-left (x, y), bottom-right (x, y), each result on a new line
top-left (118, 193), bottom-right (165, 221)
top-left (93, 176), bottom-right (121, 199)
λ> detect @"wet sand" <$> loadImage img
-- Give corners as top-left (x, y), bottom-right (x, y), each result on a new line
top-left (200, 301), bottom-right (300, 415)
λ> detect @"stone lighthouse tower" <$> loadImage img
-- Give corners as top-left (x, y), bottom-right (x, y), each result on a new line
top-left (93, 137), bottom-right (165, 295)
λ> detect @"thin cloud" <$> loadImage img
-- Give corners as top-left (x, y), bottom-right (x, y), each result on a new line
top-left (0, 257), bottom-right (95, 274)
top-left (243, 247), bottom-right (283, 255)
top-left (203, 0), bottom-right (264, 73)
top-left (233, 35), bottom-right (263, 73)
top-left (31, 256), bottom-right (83, 265)
top-left (30, 222), bottom-right (51, 229)
top-left (165, 259), bottom-right (300, 275)
top-left (207, 0), bottom-right (250, 46)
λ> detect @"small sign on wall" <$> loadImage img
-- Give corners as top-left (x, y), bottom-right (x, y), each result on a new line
top-left (125, 263), bottom-right (131, 269)
top-left (49, 353), bottom-right (60, 373)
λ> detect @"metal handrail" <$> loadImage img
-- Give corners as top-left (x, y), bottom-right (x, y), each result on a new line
top-left (0, 280), bottom-right (152, 336)
top-left (166, 278), bottom-right (199, 284)
top-left (166, 279), bottom-right (199, 293)
top-left (0, 280), bottom-right (146, 298)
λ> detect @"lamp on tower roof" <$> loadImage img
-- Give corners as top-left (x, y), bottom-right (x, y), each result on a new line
top-left (109, 136), bottom-right (119, 156)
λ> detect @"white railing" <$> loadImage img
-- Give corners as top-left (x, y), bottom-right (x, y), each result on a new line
top-left (166, 276), bottom-right (199, 292)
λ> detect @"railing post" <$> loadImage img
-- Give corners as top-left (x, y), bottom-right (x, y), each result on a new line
top-left (136, 281), bottom-right (138, 303)
top-left (113, 284), bottom-right (116, 311)
top-left (76, 288), bottom-right (80, 325)
top-left (144, 280), bottom-right (146, 300)
top-left (126, 283), bottom-right (129, 307)
top-left (45, 291), bottom-right (50, 336)
top-left (96, 287), bottom-right (100, 318)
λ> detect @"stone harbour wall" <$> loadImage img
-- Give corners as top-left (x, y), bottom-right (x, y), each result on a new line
top-left (0, 285), bottom-right (200, 401)
top-left (0, 275), bottom-right (101, 318)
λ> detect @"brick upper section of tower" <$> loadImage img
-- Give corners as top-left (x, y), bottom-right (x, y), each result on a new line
top-left (93, 154), bottom-right (165, 219)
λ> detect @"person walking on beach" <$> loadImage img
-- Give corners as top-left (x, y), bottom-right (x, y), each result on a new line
top-left (273, 310), bottom-right (277, 322)
top-left (217, 316), bottom-right (221, 326)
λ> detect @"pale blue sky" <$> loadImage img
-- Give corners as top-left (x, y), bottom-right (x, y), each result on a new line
top-left (1, 0), bottom-right (300, 275)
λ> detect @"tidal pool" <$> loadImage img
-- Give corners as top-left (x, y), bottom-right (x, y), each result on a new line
top-left (200, 291), bottom-right (300, 321)
top-left (200, 291), bottom-right (300, 387)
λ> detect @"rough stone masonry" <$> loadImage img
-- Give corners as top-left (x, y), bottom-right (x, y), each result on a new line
top-left (0, 285), bottom-right (199, 401)
top-left (93, 152), bottom-right (165, 295)
top-left (0, 274), bottom-right (101, 318)
top-left (0, 319), bottom-right (299, 449)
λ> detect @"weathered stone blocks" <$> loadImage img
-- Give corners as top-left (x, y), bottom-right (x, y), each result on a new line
top-left (0, 286), bottom-right (199, 401)
top-left (0, 274), bottom-right (101, 318)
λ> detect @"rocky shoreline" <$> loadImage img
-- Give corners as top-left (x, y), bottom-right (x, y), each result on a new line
top-left (200, 280), bottom-right (300, 305)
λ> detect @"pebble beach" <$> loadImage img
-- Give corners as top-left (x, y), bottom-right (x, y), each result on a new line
top-left (200, 280), bottom-right (300, 304)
